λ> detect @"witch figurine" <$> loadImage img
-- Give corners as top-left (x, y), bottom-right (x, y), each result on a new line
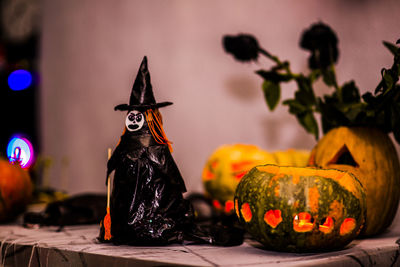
top-left (99, 56), bottom-right (192, 245)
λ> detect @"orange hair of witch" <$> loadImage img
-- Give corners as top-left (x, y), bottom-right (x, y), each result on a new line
top-left (145, 109), bottom-right (173, 152)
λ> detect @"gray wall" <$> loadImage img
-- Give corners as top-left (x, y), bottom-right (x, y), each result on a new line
top-left (41, 0), bottom-right (400, 194)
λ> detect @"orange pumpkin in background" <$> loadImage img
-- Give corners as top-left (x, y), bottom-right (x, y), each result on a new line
top-left (0, 158), bottom-right (33, 222)
top-left (273, 149), bottom-right (310, 167)
top-left (202, 144), bottom-right (310, 213)
top-left (308, 126), bottom-right (400, 236)
top-left (202, 144), bottom-right (276, 213)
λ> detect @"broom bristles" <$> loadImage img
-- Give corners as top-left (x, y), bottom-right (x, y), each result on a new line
top-left (103, 207), bottom-right (112, 240)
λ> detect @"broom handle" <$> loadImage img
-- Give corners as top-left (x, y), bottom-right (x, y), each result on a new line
top-left (107, 148), bottom-right (112, 209)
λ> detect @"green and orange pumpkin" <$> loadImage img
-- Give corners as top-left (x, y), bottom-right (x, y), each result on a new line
top-left (308, 126), bottom-right (400, 236)
top-left (234, 165), bottom-right (366, 252)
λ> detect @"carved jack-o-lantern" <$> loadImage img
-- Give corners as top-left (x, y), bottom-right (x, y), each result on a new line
top-left (234, 165), bottom-right (366, 252)
top-left (308, 126), bottom-right (400, 236)
top-left (202, 144), bottom-right (277, 213)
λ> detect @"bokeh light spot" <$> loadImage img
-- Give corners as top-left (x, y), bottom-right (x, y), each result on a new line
top-left (7, 136), bottom-right (34, 168)
top-left (8, 70), bottom-right (32, 91)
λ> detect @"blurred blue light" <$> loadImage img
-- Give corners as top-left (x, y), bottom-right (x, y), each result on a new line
top-left (7, 135), bottom-right (34, 168)
top-left (8, 70), bottom-right (32, 91)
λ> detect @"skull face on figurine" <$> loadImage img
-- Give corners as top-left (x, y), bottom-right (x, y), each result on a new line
top-left (125, 110), bottom-right (145, 132)
top-left (99, 56), bottom-right (192, 245)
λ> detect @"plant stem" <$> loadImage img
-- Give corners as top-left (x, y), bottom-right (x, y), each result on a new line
top-left (329, 64), bottom-right (342, 102)
top-left (259, 48), bottom-right (282, 65)
top-left (259, 48), bottom-right (300, 78)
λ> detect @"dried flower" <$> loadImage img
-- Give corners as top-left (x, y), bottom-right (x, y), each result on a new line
top-left (300, 22), bottom-right (339, 69)
top-left (223, 34), bottom-right (260, 62)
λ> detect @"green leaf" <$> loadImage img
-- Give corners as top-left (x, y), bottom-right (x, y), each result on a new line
top-left (375, 80), bottom-right (385, 94)
top-left (256, 70), bottom-right (292, 82)
top-left (318, 98), bottom-right (348, 133)
top-left (296, 112), bottom-right (319, 139)
top-left (262, 80), bottom-right (281, 111)
top-left (340, 103), bottom-right (366, 122)
top-left (383, 41), bottom-right (400, 56)
top-left (365, 108), bottom-right (375, 118)
top-left (383, 70), bottom-right (394, 90)
top-left (294, 75), bottom-right (316, 106)
top-left (283, 99), bottom-right (308, 114)
top-left (323, 92), bottom-right (340, 104)
top-left (341, 81), bottom-right (361, 103)
top-left (295, 90), bottom-right (316, 106)
top-left (362, 92), bottom-right (375, 105)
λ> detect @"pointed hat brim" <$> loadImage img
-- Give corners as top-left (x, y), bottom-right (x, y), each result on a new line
top-left (114, 101), bottom-right (173, 111)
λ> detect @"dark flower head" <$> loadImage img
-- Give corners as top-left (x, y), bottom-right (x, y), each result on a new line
top-left (223, 34), bottom-right (260, 62)
top-left (300, 22), bottom-right (339, 69)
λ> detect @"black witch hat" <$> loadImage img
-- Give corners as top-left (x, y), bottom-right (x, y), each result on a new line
top-left (114, 56), bottom-right (173, 111)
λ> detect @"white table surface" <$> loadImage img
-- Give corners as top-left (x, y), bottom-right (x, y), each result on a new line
top-left (1, 220), bottom-right (400, 267)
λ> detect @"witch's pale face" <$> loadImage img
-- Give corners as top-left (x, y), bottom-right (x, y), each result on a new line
top-left (125, 110), bottom-right (145, 132)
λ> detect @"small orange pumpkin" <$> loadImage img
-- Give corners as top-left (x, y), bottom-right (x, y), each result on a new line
top-left (203, 145), bottom-right (311, 213)
top-left (202, 144), bottom-right (277, 213)
top-left (0, 158), bottom-right (33, 222)
top-left (273, 149), bottom-right (310, 167)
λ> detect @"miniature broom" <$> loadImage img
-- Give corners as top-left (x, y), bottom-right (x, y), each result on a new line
top-left (103, 148), bottom-right (112, 240)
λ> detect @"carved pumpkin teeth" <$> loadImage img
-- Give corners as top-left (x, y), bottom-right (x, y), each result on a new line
top-left (241, 203), bottom-right (252, 222)
top-left (224, 200), bottom-right (234, 213)
top-left (264, 210), bottom-right (282, 228)
top-left (319, 216), bottom-right (334, 234)
top-left (340, 218), bottom-right (356, 235)
top-left (212, 199), bottom-right (222, 210)
top-left (293, 212), bottom-right (314, 232)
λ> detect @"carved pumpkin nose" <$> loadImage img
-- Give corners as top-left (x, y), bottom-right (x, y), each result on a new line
top-left (328, 145), bottom-right (359, 167)
top-left (264, 210), bottom-right (282, 228)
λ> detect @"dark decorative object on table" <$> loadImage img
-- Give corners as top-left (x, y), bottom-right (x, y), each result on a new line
top-left (98, 56), bottom-right (192, 245)
top-left (24, 194), bottom-right (106, 231)
top-left (98, 57), bottom-right (244, 246)
top-left (223, 22), bottom-right (400, 143)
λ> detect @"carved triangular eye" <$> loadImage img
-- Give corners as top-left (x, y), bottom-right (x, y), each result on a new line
top-left (328, 145), bottom-right (359, 167)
